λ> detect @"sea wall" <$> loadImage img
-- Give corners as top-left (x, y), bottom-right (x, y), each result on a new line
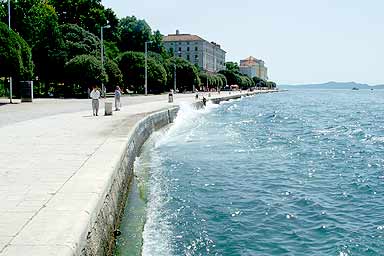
top-left (82, 107), bottom-right (179, 256)
top-left (81, 91), bottom-right (277, 255)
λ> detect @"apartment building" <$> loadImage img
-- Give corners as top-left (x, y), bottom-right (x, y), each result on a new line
top-left (163, 30), bottom-right (226, 72)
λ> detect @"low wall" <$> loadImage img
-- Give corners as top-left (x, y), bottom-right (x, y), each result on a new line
top-left (82, 107), bottom-right (179, 256)
top-left (81, 90), bottom-right (277, 255)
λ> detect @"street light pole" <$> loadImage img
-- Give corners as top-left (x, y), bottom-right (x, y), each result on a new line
top-left (144, 41), bottom-right (152, 96)
top-left (174, 63), bottom-right (177, 93)
top-left (100, 26), bottom-right (104, 98)
top-left (8, 0), bottom-right (12, 103)
top-left (100, 25), bottom-right (110, 98)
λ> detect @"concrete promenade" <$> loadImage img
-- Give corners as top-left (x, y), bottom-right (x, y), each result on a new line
top-left (0, 90), bottom-right (275, 255)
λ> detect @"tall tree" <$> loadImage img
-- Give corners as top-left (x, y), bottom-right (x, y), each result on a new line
top-left (171, 57), bottom-right (200, 92)
top-left (117, 51), bottom-right (167, 94)
top-left (0, 22), bottom-right (33, 80)
top-left (105, 59), bottom-right (122, 92)
top-left (118, 16), bottom-right (152, 52)
top-left (150, 30), bottom-right (166, 54)
top-left (0, 0), bottom-right (63, 91)
top-left (103, 8), bottom-right (119, 42)
top-left (48, 0), bottom-right (108, 36)
top-left (225, 61), bottom-right (240, 73)
top-left (64, 54), bottom-right (107, 96)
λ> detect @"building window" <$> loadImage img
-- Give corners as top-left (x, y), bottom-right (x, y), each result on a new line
top-left (187, 47), bottom-right (190, 51)
top-left (178, 47), bottom-right (181, 52)
top-left (195, 47), bottom-right (198, 51)
top-left (187, 55), bottom-right (190, 60)
top-left (187, 42), bottom-right (190, 45)
top-left (195, 55), bottom-right (198, 59)
top-left (179, 54), bottom-right (182, 58)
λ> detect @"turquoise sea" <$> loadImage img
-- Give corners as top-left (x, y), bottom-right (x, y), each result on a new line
top-left (117, 90), bottom-right (384, 256)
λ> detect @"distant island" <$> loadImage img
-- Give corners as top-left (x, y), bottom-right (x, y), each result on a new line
top-left (280, 81), bottom-right (384, 90)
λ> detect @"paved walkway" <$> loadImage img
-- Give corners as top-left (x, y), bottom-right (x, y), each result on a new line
top-left (0, 94), bottom-right (196, 127)
top-left (0, 91), bottom-right (272, 255)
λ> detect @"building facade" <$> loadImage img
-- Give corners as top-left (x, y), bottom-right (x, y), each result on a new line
top-left (163, 30), bottom-right (226, 72)
top-left (239, 56), bottom-right (268, 80)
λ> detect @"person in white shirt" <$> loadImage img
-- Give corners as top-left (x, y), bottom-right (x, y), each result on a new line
top-left (90, 86), bottom-right (100, 116)
top-left (114, 86), bottom-right (122, 111)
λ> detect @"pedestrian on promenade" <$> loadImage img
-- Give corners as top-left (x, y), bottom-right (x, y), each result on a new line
top-left (90, 86), bottom-right (100, 116)
top-left (115, 86), bottom-right (122, 111)
top-left (202, 96), bottom-right (207, 106)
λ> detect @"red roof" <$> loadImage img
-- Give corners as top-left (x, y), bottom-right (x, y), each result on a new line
top-left (163, 34), bottom-right (204, 42)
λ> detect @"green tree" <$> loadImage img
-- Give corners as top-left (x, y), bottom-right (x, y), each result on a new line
top-left (48, 0), bottom-right (107, 36)
top-left (43, 23), bottom-right (101, 85)
top-left (1, 0), bottom-right (61, 87)
top-left (253, 76), bottom-right (267, 88)
top-left (150, 30), bottom-right (166, 54)
top-left (118, 16), bottom-right (152, 52)
top-left (172, 57), bottom-right (200, 92)
top-left (219, 70), bottom-right (241, 86)
top-left (267, 81), bottom-right (277, 89)
top-left (61, 24), bottom-right (100, 60)
top-left (0, 22), bottom-right (33, 80)
top-left (105, 59), bottom-right (122, 92)
top-left (64, 54), bottom-right (106, 97)
top-left (199, 72), bottom-right (228, 90)
top-left (217, 73), bottom-right (227, 87)
top-left (118, 51), bottom-right (144, 93)
top-left (225, 61), bottom-right (240, 73)
top-left (148, 58), bottom-right (167, 94)
top-left (118, 51), bottom-right (167, 94)
top-left (102, 8), bottom-right (119, 42)
top-left (104, 41), bottom-right (120, 61)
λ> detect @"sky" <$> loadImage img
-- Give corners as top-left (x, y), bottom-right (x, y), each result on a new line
top-left (103, 0), bottom-right (384, 85)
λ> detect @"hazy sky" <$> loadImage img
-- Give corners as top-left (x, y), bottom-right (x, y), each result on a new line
top-left (103, 0), bottom-right (384, 85)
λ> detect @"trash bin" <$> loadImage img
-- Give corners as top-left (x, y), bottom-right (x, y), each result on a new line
top-left (20, 81), bottom-right (33, 102)
top-left (105, 101), bottom-right (113, 116)
top-left (168, 92), bottom-right (173, 103)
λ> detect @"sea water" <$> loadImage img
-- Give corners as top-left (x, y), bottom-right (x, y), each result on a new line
top-left (119, 90), bottom-right (384, 256)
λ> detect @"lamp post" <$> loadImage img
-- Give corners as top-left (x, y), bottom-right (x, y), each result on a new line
top-left (173, 50), bottom-right (181, 93)
top-left (144, 41), bottom-right (152, 95)
top-left (100, 24), bottom-right (110, 98)
top-left (173, 63), bottom-right (177, 93)
top-left (8, 0), bottom-right (12, 103)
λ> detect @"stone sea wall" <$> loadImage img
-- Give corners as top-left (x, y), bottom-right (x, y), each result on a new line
top-left (82, 107), bottom-right (179, 256)
top-left (81, 91), bottom-right (276, 255)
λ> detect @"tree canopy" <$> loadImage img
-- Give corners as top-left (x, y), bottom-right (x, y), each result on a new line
top-left (117, 51), bottom-right (167, 94)
top-left (118, 16), bottom-right (152, 52)
top-left (0, 0), bottom-right (276, 98)
top-left (64, 54), bottom-right (106, 92)
top-left (0, 22), bottom-right (33, 80)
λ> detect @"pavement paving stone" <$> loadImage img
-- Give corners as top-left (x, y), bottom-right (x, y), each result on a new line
top-left (1, 245), bottom-right (74, 256)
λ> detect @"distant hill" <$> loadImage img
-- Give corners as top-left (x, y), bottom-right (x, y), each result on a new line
top-left (279, 82), bottom-right (384, 90)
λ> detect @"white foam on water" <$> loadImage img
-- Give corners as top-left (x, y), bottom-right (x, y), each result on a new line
top-left (155, 101), bottom-right (219, 147)
top-left (142, 97), bottom-right (245, 255)
top-left (141, 148), bottom-right (173, 256)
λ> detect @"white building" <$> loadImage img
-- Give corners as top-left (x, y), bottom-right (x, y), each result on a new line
top-left (163, 30), bottom-right (226, 72)
top-left (239, 56), bottom-right (268, 80)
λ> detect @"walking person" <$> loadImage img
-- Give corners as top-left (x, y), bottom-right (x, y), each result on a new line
top-left (90, 86), bottom-right (100, 116)
top-left (115, 86), bottom-right (122, 111)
